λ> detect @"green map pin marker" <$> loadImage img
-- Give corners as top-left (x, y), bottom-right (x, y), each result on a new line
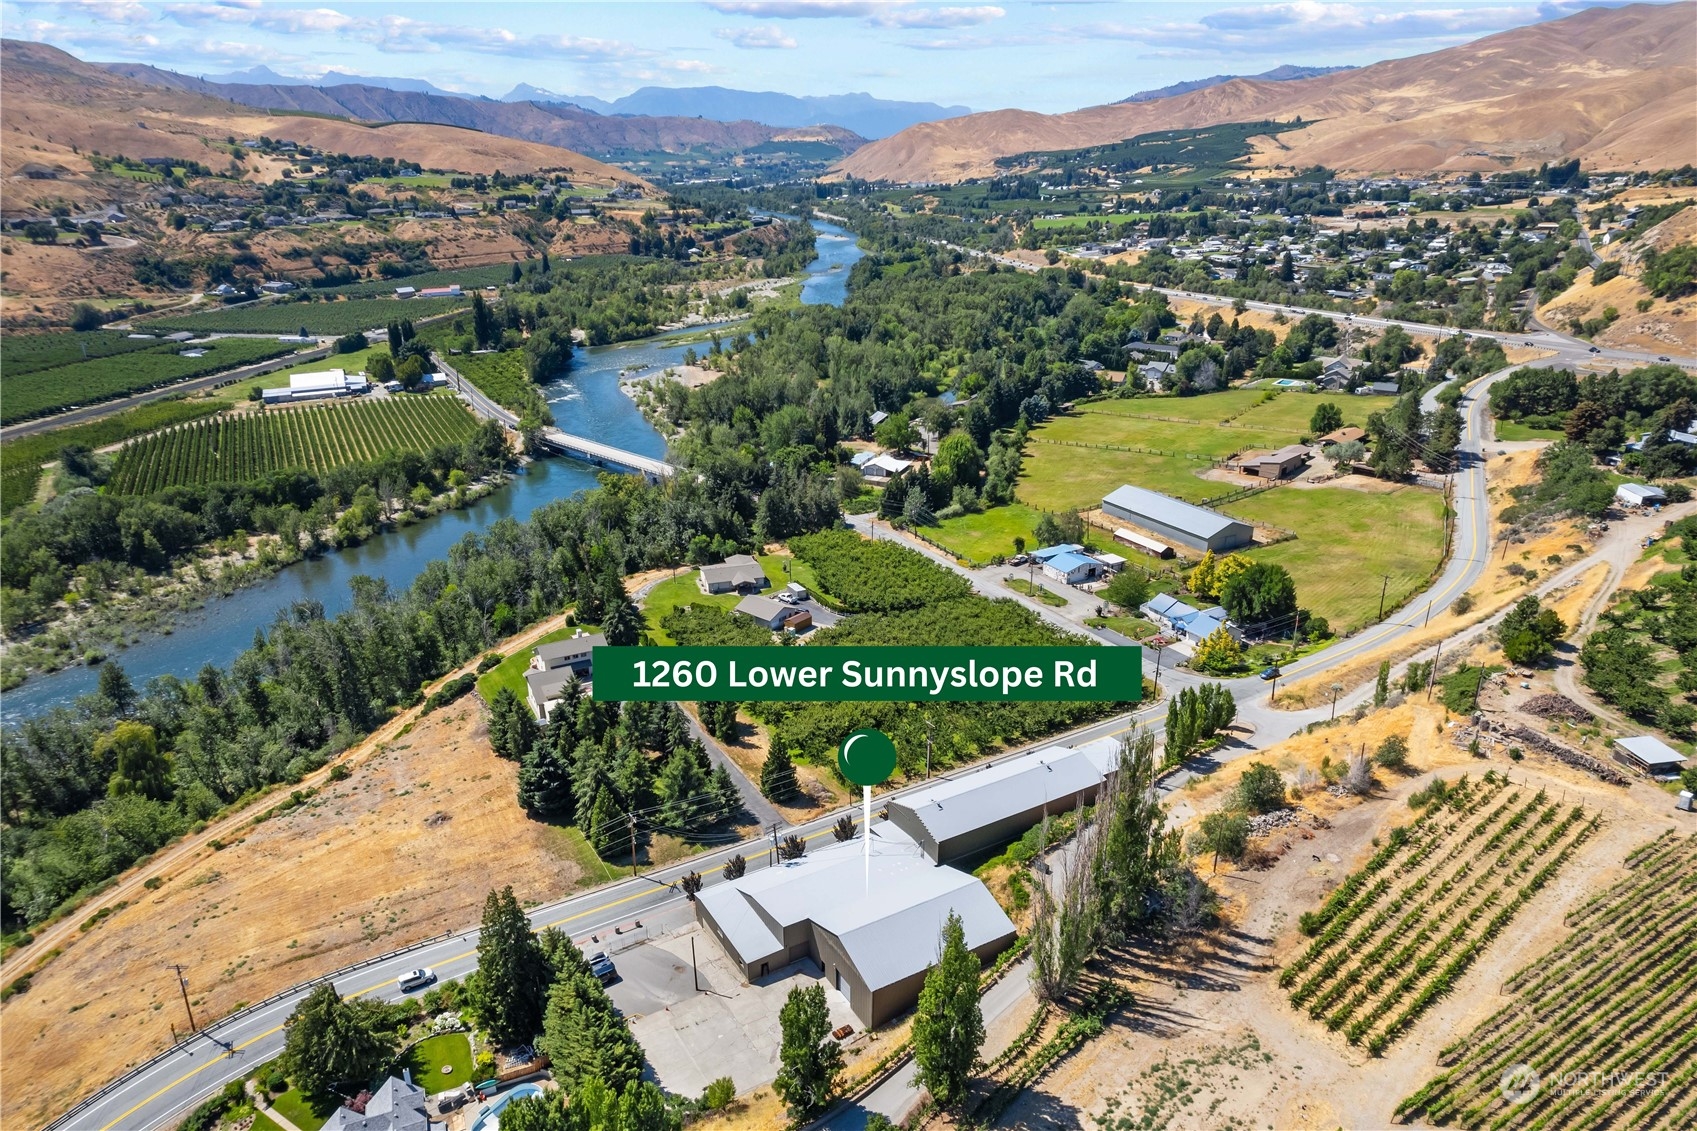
top-left (838, 728), bottom-right (898, 787)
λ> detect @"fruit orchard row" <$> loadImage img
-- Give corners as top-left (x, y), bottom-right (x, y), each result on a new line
top-left (2, 338), bottom-right (300, 424)
top-left (109, 398), bottom-right (479, 494)
top-left (142, 296), bottom-right (468, 337)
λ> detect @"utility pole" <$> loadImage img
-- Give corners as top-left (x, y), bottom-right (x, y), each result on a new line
top-left (1329, 682), bottom-right (1344, 722)
top-left (924, 713), bottom-right (933, 780)
top-left (167, 964), bottom-right (197, 1034)
top-left (628, 810), bottom-right (638, 874)
top-left (691, 937), bottom-right (700, 993)
top-left (1426, 639), bottom-right (1444, 701)
top-left (769, 822), bottom-right (779, 867)
top-left (1378, 574), bottom-right (1391, 622)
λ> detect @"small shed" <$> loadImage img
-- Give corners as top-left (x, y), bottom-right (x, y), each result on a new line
top-left (1615, 483), bottom-right (1666, 509)
top-left (1614, 735), bottom-right (1686, 775)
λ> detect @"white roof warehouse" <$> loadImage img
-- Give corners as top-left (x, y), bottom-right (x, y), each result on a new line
top-left (1101, 484), bottom-right (1253, 553)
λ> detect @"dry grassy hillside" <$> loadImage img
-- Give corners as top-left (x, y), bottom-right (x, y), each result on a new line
top-left (834, 2), bottom-right (1696, 183)
top-left (0, 39), bottom-right (649, 201)
top-left (1540, 206), bottom-right (1697, 354)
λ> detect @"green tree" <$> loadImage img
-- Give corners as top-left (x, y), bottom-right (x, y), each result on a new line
top-left (1374, 734), bottom-right (1411, 771)
top-left (1498, 595), bottom-right (1566, 664)
top-left (911, 911), bottom-right (984, 1108)
top-left (1309, 402), bottom-right (1344, 436)
top-left (1194, 810), bottom-right (1250, 872)
top-left (773, 984), bottom-right (843, 1120)
top-left (1234, 762), bottom-right (1287, 814)
top-left (282, 983), bottom-right (394, 1099)
top-left (602, 592), bottom-right (643, 647)
top-left (368, 353), bottom-right (396, 385)
top-left (473, 886), bottom-right (553, 1045)
top-left (517, 740), bottom-right (574, 818)
top-left (98, 662), bottom-right (137, 715)
top-left (488, 686), bottom-right (538, 762)
top-left (1191, 626), bottom-right (1243, 674)
top-left (1219, 561), bottom-right (1297, 628)
top-left (1093, 730), bottom-right (1180, 936)
top-left (1101, 570), bottom-right (1150, 613)
top-left (537, 966), bottom-right (645, 1092)
top-left (655, 745), bottom-right (711, 832)
top-left (931, 431), bottom-right (984, 494)
top-left (100, 721), bottom-right (172, 801)
top-left (760, 746), bottom-right (798, 802)
top-left (874, 412), bottom-right (919, 453)
top-left (1374, 660), bottom-right (1391, 708)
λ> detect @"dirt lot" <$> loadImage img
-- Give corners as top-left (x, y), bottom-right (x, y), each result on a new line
top-left (999, 714), bottom-right (1672, 1130)
top-left (0, 644), bottom-right (593, 1130)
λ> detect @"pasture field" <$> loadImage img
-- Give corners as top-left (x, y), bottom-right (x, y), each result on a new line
top-left (1, 338), bottom-right (301, 424)
top-left (1398, 832), bottom-right (1697, 1130)
top-left (1232, 389), bottom-right (1392, 434)
top-left (437, 347), bottom-right (532, 411)
top-left (1225, 486), bottom-right (1447, 632)
top-left (141, 296), bottom-right (468, 336)
top-left (1280, 772), bottom-right (1598, 1055)
top-left (108, 398), bottom-right (478, 493)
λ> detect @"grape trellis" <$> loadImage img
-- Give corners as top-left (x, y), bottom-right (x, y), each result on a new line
top-left (109, 398), bottom-right (478, 494)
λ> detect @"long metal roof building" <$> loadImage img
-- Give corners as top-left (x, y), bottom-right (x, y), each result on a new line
top-left (1102, 484), bottom-right (1253, 552)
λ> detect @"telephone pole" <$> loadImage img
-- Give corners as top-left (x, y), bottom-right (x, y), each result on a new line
top-left (167, 964), bottom-right (197, 1034)
top-left (1378, 575), bottom-right (1391, 622)
top-left (628, 810), bottom-right (638, 874)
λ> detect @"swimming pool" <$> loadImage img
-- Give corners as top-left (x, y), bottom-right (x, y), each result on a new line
top-left (469, 1082), bottom-right (546, 1131)
top-left (1274, 378), bottom-right (1310, 387)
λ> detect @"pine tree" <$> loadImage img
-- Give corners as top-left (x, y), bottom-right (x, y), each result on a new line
top-left (588, 788), bottom-right (625, 859)
top-left (517, 741), bottom-right (574, 818)
top-left (282, 984), bottom-right (393, 1099)
top-left (761, 746), bottom-right (798, 802)
top-left (472, 886), bottom-right (553, 1046)
top-left (656, 745), bottom-right (709, 833)
top-left (912, 911), bottom-right (984, 1108)
top-left (537, 971), bottom-right (645, 1092)
top-left (602, 593), bottom-right (642, 647)
top-left (709, 763), bottom-right (741, 824)
top-left (1374, 660), bottom-right (1391, 707)
top-left (773, 984), bottom-right (843, 1120)
top-left (488, 686), bottom-right (537, 761)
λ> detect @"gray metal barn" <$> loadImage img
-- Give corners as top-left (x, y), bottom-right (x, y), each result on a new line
top-left (1101, 484), bottom-right (1254, 553)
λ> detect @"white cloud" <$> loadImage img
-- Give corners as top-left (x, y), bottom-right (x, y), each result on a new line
top-left (715, 24), bottom-right (800, 48)
top-left (871, 5), bottom-right (1003, 29)
top-left (705, 1), bottom-right (881, 16)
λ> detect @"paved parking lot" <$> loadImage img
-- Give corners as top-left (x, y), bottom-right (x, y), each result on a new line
top-left (617, 924), bottom-right (857, 1098)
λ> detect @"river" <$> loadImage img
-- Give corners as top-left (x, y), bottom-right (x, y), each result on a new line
top-left (2, 216), bottom-right (862, 720)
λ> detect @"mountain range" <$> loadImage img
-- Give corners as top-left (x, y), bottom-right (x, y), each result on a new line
top-left (495, 85), bottom-right (971, 140)
top-left (835, 1), bottom-right (1697, 183)
top-left (1118, 65), bottom-right (1354, 104)
top-left (194, 64), bottom-right (464, 99)
top-left (96, 63), bottom-right (869, 157)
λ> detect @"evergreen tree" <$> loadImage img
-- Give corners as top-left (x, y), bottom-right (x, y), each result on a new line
top-left (472, 886), bottom-right (553, 1045)
top-left (488, 686), bottom-right (537, 761)
top-left (282, 983), bottom-right (394, 1099)
top-left (1374, 660), bottom-right (1392, 707)
top-left (588, 788), bottom-right (626, 859)
top-left (773, 984), bottom-right (843, 1120)
top-left (537, 970), bottom-right (645, 1092)
top-left (655, 744), bottom-right (710, 833)
top-left (760, 746), bottom-right (798, 802)
top-left (912, 911), bottom-right (984, 1108)
top-left (97, 662), bottom-right (137, 716)
top-left (710, 763), bottom-right (741, 824)
top-left (517, 740), bottom-right (574, 818)
top-left (602, 593), bottom-right (643, 647)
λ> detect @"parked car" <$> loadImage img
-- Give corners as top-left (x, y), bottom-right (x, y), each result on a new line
top-left (588, 953), bottom-right (617, 984)
top-left (1258, 666), bottom-right (1281, 681)
top-left (1008, 554), bottom-right (1029, 565)
top-left (398, 967), bottom-right (435, 992)
top-left (1658, 355), bottom-right (1672, 362)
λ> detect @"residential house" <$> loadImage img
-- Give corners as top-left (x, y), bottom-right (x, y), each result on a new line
top-left (698, 555), bottom-right (768, 595)
top-left (1140, 593), bottom-right (1241, 644)
top-left (1359, 381), bottom-right (1401, 396)
top-left (1238, 444), bottom-right (1311, 480)
top-left (523, 631), bottom-right (606, 720)
top-left (1318, 425), bottom-right (1367, 446)
top-left (321, 1076), bottom-right (430, 1131)
top-left (734, 594), bottom-right (801, 631)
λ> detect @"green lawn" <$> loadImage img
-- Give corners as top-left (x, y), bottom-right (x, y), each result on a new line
top-left (251, 1110), bottom-right (287, 1131)
top-left (269, 1086), bottom-right (337, 1131)
top-left (640, 554), bottom-right (815, 644)
top-left (1232, 390), bottom-right (1397, 435)
top-left (400, 1033), bottom-right (474, 1094)
top-left (1223, 485), bottom-right (1448, 634)
top-left (476, 627), bottom-right (580, 703)
top-left (1086, 615), bottom-right (1160, 639)
top-left (1005, 577), bottom-right (1069, 606)
top-left (926, 503), bottom-right (1049, 563)
top-left (1492, 420), bottom-right (1566, 442)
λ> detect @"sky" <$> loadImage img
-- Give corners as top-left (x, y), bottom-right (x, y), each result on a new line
top-left (0, 0), bottom-right (1648, 113)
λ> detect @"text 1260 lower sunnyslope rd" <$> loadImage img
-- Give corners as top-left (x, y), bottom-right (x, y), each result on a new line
top-left (591, 646), bottom-right (1143, 702)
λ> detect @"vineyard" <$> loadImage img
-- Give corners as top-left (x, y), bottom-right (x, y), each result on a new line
top-left (1397, 832), bottom-right (1697, 1130)
top-left (0, 399), bottom-right (226, 515)
top-left (0, 330), bottom-right (160, 376)
top-left (1278, 772), bottom-right (1598, 1055)
top-left (2, 338), bottom-right (302, 424)
top-left (108, 398), bottom-right (479, 494)
top-left (141, 296), bottom-right (469, 337)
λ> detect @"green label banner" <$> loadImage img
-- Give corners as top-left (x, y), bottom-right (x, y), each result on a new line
top-left (591, 647), bottom-right (1142, 702)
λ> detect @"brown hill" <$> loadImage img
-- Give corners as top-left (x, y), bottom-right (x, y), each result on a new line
top-left (1, 40), bottom-right (650, 191)
top-left (835, 2), bottom-right (1697, 183)
top-left (99, 62), bottom-right (868, 157)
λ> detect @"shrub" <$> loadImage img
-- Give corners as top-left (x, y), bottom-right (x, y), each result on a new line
top-left (144, 876), bottom-right (164, 890)
top-left (1374, 735), bottom-right (1411, 771)
top-left (1451, 594), bottom-right (1475, 615)
top-left (703, 1077), bottom-right (736, 1111)
top-left (477, 653), bottom-right (505, 673)
top-left (1234, 763), bottom-right (1287, 814)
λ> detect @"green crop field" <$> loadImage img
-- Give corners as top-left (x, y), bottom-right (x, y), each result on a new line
top-left (108, 398), bottom-right (478, 493)
top-left (320, 263), bottom-right (511, 299)
top-left (141, 295), bottom-right (469, 336)
top-left (440, 348), bottom-right (532, 411)
top-left (1, 338), bottom-right (303, 424)
top-left (0, 330), bottom-right (161, 376)
top-left (0, 399), bottom-right (227, 515)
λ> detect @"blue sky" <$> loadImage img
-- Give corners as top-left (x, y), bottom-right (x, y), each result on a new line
top-left (2, 0), bottom-right (1644, 112)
